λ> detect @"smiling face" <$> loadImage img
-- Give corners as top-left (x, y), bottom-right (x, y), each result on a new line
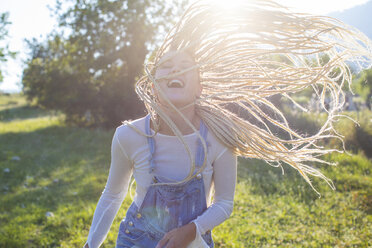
top-left (154, 50), bottom-right (201, 108)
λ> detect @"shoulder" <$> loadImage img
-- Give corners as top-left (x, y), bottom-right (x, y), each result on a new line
top-left (114, 116), bottom-right (148, 156)
top-left (206, 128), bottom-right (233, 163)
top-left (115, 116), bottom-right (147, 137)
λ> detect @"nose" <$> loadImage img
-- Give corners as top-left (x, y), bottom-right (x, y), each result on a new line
top-left (170, 63), bottom-right (181, 74)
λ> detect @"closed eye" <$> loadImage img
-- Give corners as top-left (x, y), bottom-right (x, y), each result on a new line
top-left (159, 63), bottom-right (173, 69)
top-left (180, 62), bottom-right (195, 69)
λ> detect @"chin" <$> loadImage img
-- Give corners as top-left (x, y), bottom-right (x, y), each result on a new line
top-left (161, 98), bottom-right (194, 109)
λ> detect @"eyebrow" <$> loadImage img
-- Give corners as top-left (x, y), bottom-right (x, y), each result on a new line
top-left (158, 59), bottom-right (194, 66)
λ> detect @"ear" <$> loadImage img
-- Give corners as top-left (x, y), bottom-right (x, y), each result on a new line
top-left (196, 83), bottom-right (203, 98)
top-left (196, 69), bottom-right (202, 97)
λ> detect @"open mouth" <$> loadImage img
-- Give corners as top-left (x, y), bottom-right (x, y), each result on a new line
top-left (167, 79), bottom-right (184, 88)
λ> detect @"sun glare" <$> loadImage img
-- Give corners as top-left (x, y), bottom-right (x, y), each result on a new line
top-left (211, 0), bottom-right (250, 10)
top-left (205, 0), bottom-right (371, 15)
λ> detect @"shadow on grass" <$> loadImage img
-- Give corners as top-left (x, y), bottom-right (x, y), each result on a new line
top-left (1, 119), bottom-right (371, 247)
top-left (237, 157), bottom-right (335, 204)
top-left (0, 105), bottom-right (58, 122)
top-left (0, 124), bottom-right (115, 213)
top-left (237, 154), bottom-right (372, 214)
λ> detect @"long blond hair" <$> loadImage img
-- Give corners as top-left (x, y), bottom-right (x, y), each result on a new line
top-left (127, 0), bottom-right (372, 195)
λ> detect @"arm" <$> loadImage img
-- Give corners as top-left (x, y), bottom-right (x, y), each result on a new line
top-left (192, 147), bottom-right (237, 234)
top-left (83, 127), bottom-right (133, 248)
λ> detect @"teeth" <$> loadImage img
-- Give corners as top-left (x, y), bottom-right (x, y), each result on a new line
top-left (167, 79), bottom-right (184, 88)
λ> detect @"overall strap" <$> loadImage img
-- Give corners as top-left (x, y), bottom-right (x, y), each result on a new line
top-left (195, 120), bottom-right (208, 169)
top-left (145, 115), bottom-right (156, 173)
top-left (145, 114), bottom-right (208, 174)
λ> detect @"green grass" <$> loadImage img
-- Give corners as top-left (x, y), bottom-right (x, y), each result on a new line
top-left (1, 93), bottom-right (371, 247)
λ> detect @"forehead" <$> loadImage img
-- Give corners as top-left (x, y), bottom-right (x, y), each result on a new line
top-left (157, 50), bottom-right (194, 64)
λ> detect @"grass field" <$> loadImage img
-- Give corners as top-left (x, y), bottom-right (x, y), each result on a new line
top-left (1, 93), bottom-right (371, 247)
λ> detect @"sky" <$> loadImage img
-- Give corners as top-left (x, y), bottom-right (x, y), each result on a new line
top-left (0, 0), bottom-right (370, 93)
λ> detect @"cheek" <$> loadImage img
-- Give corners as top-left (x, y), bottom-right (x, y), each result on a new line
top-left (186, 72), bottom-right (200, 92)
top-left (155, 69), bottom-right (170, 79)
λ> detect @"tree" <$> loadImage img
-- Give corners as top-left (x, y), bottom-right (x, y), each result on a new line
top-left (354, 68), bottom-right (372, 109)
top-left (22, 0), bottom-right (187, 128)
top-left (0, 12), bottom-right (16, 83)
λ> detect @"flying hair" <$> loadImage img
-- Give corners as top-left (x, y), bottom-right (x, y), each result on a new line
top-left (125, 0), bottom-right (372, 196)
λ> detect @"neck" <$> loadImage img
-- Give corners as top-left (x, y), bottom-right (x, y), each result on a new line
top-left (155, 105), bottom-right (200, 136)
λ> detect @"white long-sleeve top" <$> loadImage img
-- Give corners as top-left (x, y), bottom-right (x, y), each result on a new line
top-left (85, 116), bottom-right (237, 248)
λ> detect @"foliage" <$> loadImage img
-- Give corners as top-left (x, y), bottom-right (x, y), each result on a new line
top-left (282, 109), bottom-right (372, 158)
top-left (332, 111), bottom-right (372, 158)
top-left (353, 68), bottom-right (372, 109)
top-left (22, 0), bottom-right (187, 128)
top-left (0, 12), bottom-right (17, 82)
top-left (1, 93), bottom-right (371, 247)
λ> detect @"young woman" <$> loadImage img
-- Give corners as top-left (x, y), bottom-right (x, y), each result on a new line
top-left (84, 1), bottom-right (372, 247)
top-left (84, 50), bottom-right (236, 248)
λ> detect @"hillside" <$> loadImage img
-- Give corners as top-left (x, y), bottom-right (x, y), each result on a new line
top-left (328, 0), bottom-right (372, 39)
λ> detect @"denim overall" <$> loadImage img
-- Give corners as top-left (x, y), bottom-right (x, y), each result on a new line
top-left (115, 115), bottom-right (214, 248)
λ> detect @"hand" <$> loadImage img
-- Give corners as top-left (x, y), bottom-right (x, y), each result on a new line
top-left (155, 222), bottom-right (196, 248)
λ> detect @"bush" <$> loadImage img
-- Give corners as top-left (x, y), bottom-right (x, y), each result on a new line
top-left (281, 109), bottom-right (372, 158)
top-left (22, 0), bottom-right (187, 129)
